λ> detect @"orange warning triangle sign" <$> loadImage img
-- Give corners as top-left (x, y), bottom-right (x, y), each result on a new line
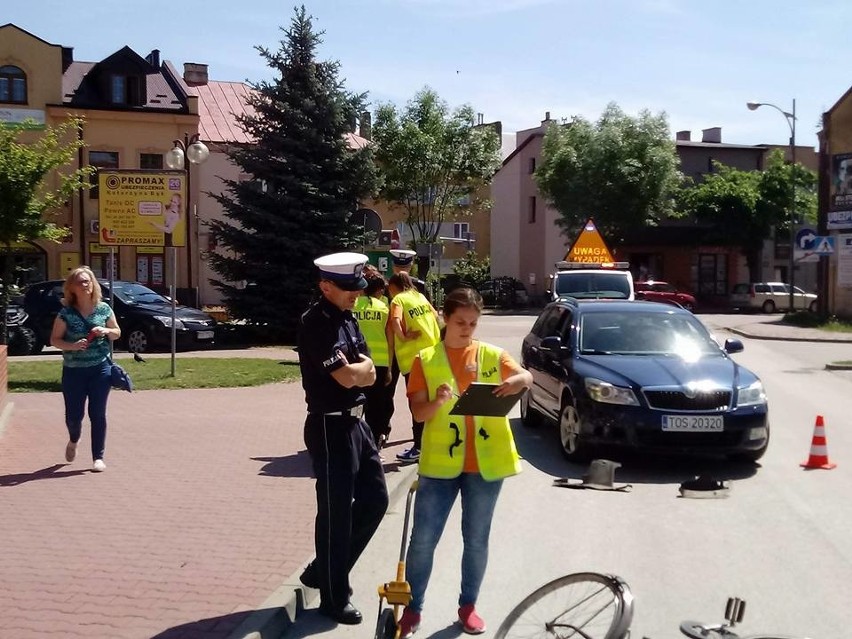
top-left (565, 218), bottom-right (614, 263)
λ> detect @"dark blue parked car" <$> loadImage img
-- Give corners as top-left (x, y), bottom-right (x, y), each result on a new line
top-left (520, 299), bottom-right (769, 462)
top-left (23, 279), bottom-right (216, 354)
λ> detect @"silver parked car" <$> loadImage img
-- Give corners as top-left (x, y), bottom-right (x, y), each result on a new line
top-left (729, 282), bottom-right (817, 313)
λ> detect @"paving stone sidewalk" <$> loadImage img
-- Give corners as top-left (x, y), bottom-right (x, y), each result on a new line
top-left (0, 350), bottom-right (417, 639)
top-left (2, 322), bottom-right (847, 639)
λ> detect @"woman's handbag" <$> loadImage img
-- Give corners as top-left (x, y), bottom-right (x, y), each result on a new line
top-left (109, 359), bottom-right (133, 392)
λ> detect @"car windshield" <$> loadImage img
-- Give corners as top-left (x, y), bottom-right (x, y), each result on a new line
top-left (556, 272), bottom-right (630, 299)
top-left (108, 282), bottom-right (169, 305)
top-left (579, 310), bottom-right (719, 360)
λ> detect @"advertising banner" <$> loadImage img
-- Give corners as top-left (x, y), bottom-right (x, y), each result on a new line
top-left (828, 153), bottom-right (852, 230)
top-left (98, 170), bottom-right (187, 246)
top-left (837, 234), bottom-right (852, 288)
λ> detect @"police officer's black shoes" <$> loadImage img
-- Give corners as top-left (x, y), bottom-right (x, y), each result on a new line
top-left (318, 602), bottom-right (363, 625)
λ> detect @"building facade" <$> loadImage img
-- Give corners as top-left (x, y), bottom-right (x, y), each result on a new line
top-left (0, 24), bottom-right (203, 300)
top-left (491, 114), bottom-right (818, 307)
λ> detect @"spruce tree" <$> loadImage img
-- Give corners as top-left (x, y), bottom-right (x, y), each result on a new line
top-left (209, 6), bottom-right (376, 338)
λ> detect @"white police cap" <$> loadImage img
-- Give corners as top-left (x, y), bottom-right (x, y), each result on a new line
top-left (314, 252), bottom-right (369, 291)
top-left (389, 249), bottom-right (416, 266)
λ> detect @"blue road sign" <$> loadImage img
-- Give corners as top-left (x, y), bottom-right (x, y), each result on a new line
top-left (812, 236), bottom-right (836, 255)
top-left (796, 228), bottom-right (817, 250)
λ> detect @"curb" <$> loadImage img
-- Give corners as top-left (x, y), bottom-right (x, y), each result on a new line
top-left (0, 400), bottom-right (14, 439)
top-left (227, 461), bottom-right (420, 639)
top-left (725, 327), bottom-right (852, 344)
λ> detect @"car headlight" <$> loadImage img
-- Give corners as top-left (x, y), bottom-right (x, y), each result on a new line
top-left (584, 378), bottom-right (639, 406)
top-left (154, 315), bottom-right (185, 330)
top-left (736, 380), bottom-right (766, 407)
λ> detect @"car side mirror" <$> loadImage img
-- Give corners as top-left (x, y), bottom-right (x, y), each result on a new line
top-left (724, 338), bottom-right (744, 354)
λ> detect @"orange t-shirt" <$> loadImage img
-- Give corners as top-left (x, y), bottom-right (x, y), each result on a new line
top-left (407, 341), bottom-right (523, 473)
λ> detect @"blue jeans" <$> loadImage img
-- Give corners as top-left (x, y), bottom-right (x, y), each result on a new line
top-left (62, 359), bottom-right (111, 461)
top-left (405, 473), bottom-right (503, 612)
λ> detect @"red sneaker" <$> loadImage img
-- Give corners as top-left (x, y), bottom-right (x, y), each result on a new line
top-left (458, 604), bottom-right (486, 634)
top-left (398, 606), bottom-right (421, 638)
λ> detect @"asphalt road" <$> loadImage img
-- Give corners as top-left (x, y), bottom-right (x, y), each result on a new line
top-left (283, 313), bottom-right (851, 639)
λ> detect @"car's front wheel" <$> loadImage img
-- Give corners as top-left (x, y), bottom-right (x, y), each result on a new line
top-left (7, 326), bottom-right (37, 356)
top-left (125, 326), bottom-right (151, 353)
top-left (558, 402), bottom-right (589, 461)
top-left (809, 300), bottom-right (818, 313)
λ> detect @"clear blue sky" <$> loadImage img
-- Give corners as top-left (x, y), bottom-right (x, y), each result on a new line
top-left (7, 0), bottom-right (849, 149)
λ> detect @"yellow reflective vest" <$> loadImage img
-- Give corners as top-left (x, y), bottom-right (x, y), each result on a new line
top-left (392, 289), bottom-right (440, 374)
top-left (418, 342), bottom-right (522, 481)
top-left (353, 296), bottom-right (390, 367)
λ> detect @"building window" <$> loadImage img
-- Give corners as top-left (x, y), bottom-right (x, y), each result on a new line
top-left (453, 222), bottom-right (469, 239)
top-left (140, 153), bottom-right (163, 169)
top-left (528, 157), bottom-right (536, 174)
top-left (110, 74), bottom-right (143, 105)
top-left (528, 196), bottom-right (537, 223)
top-left (0, 65), bottom-right (27, 104)
top-left (89, 151), bottom-right (119, 199)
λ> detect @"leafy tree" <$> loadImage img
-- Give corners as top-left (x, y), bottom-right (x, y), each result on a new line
top-left (452, 250), bottom-right (490, 288)
top-left (208, 6), bottom-right (377, 338)
top-left (0, 117), bottom-right (92, 344)
top-left (372, 88), bottom-right (501, 279)
top-left (535, 102), bottom-right (683, 243)
top-left (678, 149), bottom-right (816, 281)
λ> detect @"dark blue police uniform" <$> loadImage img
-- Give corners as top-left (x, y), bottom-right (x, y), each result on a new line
top-left (298, 289), bottom-right (388, 622)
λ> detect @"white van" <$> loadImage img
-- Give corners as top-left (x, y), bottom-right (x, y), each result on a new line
top-left (547, 262), bottom-right (635, 302)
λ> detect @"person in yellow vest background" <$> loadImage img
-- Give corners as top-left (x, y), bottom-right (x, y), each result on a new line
top-left (387, 271), bottom-right (441, 464)
top-left (353, 266), bottom-right (396, 450)
top-left (396, 286), bottom-right (532, 638)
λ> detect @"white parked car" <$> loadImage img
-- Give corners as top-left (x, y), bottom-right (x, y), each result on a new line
top-left (729, 282), bottom-right (817, 313)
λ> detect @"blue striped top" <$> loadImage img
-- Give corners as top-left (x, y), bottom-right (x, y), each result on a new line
top-left (59, 302), bottom-right (114, 368)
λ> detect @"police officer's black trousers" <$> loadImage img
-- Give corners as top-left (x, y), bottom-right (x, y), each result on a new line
top-left (364, 364), bottom-right (399, 445)
top-left (304, 413), bottom-right (389, 610)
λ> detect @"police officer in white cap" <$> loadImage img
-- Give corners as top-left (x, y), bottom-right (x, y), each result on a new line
top-left (390, 248), bottom-right (429, 299)
top-left (297, 252), bottom-right (388, 625)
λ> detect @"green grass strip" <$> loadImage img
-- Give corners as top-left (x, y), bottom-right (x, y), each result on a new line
top-left (7, 358), bottom-right (301, 393)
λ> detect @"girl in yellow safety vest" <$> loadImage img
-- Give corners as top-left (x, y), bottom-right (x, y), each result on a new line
top-left (387, 271), bottom-right (441, 464)
top-left (353, 267), bottom-right (396, 448)
top-left (396, 286), bottom-right (532, 638)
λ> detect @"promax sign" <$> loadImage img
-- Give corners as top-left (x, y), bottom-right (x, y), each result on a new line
top-left (564, 218), bottom-right (615, 264)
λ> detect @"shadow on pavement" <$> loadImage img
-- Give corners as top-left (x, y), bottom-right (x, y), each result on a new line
top-left (252, 452), bottom-right (313, 478)
top-left (511, 418), bottom-right (759, 485)
top-left (0, 463), bottom-right (90, 486)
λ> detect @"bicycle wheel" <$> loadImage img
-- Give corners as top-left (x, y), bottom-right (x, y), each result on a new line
top-left (494, 572), bottom-right (634, 639)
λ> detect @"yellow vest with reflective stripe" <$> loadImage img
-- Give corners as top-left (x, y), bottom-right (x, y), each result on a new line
top-left (353, 296), bottom-right (390, 367)
top-left (392, 289), bottom-right (441, 374)
top-left (418, 342), bottom-right (522, 481)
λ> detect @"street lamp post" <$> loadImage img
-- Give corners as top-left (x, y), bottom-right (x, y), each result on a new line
top-left (747, 99), bottom-right (797, 311)
top-left (164, 132), bottom-right (210, 303)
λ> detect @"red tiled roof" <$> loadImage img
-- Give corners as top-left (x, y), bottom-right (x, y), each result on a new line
top-left (345, 132), bottom-right (369, 149)
top-left (196, 80), bottom-right (370, 149)
top-left (196, 81), bottom-right (256, 144)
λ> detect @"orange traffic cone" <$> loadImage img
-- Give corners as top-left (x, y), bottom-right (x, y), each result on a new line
top-left (800, 415), bottom-right (836, 470)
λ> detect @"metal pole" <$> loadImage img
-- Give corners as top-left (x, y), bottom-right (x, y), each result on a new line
top-left (170, 246), bottom-right (177, 377)
top-left (184, 133), bottom-right (193, 297)
top-left (789, 99), bottom-right (797, 312)
top-left (108, 247), bottom-right (115, 357)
